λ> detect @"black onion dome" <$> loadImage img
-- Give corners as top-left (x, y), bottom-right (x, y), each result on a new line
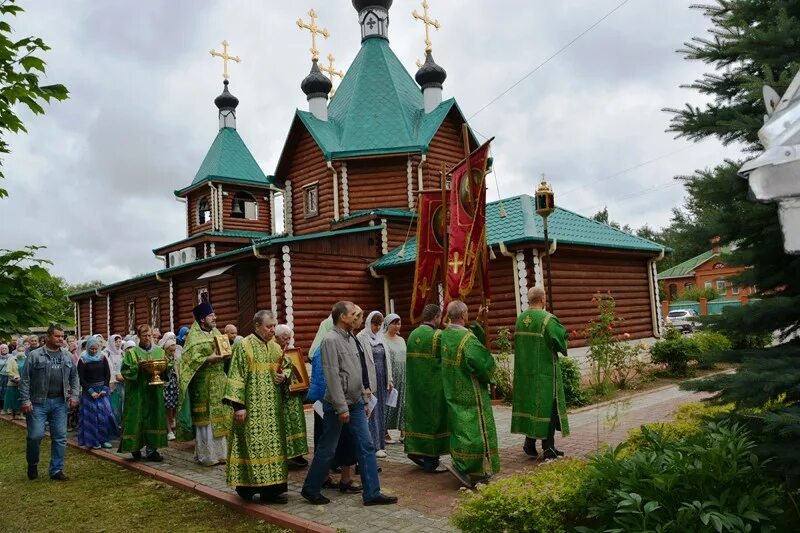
top-left (301, 59), bottom-right (332, 99)
top-left (214, 80), bottom-right (239, 110)
top-left (415, 51), bottom-right (447, 89)
top-left (352, 0), bottom-right (393, 12)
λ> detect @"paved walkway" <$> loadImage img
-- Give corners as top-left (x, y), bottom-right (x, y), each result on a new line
top-left (4, 384), bottom-right (710, 532)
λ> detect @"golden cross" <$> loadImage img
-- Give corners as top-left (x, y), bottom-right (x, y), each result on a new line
top-left (418, 277), bottom-right (431, 297)
top-left (296, 8), bottom-right (330, 61)
top-left (412, 0), bottom-right (440, 53)
top-left (449, 251), bottom-right (464, 274)
top-left (209, 40), bottom-right (241, 80)
top-left (523, 315), bottom-right (532, 327)
top-left (319, 53), bottom-right (344, 95)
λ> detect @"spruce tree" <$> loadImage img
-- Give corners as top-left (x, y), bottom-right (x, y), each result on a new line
top-left (666, 0), bottom-right (800, 482)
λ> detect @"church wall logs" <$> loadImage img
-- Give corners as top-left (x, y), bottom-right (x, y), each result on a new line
top-left (424, 111), bottom-right (476, 192)
top-left (545, 249), bottom-right (655, 347)
top-left (281, 128), bottom-right (334, 236)
top-left (347, 156), bottom-right (412, 212)
top-left (93, 295), bottom-right (107, 337)
top-left (187, 191), bottom-right (213, 237)
top-left (386, 219), bottom-right (416, 251)
top-left (78, 300), bottom-right (90, 337)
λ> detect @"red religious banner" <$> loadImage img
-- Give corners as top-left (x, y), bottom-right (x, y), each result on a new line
top-left (410, 191), bottom-right (445, 322)
top-left (446, 141), bottom-right (492, 302)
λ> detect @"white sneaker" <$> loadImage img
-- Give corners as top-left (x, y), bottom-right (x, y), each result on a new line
top-left (375, 449), bottom-right (387, 458)
top-left (167, 431), bottom-right (176, 441)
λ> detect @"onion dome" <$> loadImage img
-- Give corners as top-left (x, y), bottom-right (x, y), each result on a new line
top-left (415, 50), bottom-right (447, 89)
top-left (214, 80), bottom-right (239, 110)
top-left (352, 0), bottom-right (393, 12)
top-left (301, 59), bottom-right (333, 100)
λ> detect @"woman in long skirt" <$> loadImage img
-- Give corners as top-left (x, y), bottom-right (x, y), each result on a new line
top-left (358, 311), bottom-right (393, 457)
top-left (0, 344), bottom-right (9, 414)
top-left (383, 313), bottom-right (407, 441)
top-left (4, 350), bottom-right (25, 419)
top-left (77, 338), bottom-right (118, 449)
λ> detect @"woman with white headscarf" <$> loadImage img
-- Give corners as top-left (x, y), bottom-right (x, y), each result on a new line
top-left (357, 310), bottom-right (393, 457)
top-left (104, 334), bottom-right (125, 423)
top-left (383, 313), bottom-right (407, 442)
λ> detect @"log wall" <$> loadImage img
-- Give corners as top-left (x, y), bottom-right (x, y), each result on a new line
top-left (284, 129), bottom-right (334, 236)
top-left (218, 184), bottom-right (271, 234)
top-left (187, 191), bottom-right (213, 236)
top-left (93, 295), bottom-right (107, 337)
top-left (424, 111), bottom-right (477, 192)
top-left (347, 156), bottom-right (411, 212)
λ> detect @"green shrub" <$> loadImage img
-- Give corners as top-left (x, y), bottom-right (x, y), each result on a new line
top-left (650, 336), bottom-right (701, 376)
top-left (577, 421), bottom-right (787, 533)
top-left (727, 330), bottom-right (773, 350)
top-left (625, 402), bottom-right (734, 452)
top-left (491, 328), bottom-right (514, 402)
top-left (560, 355), bottom-right (589, 407)
top-left (676, 286), bottom-right (719, 301)
top-left (451, 458), bottom-right (591, 533)
top-left (693, 330), bottom-right (733, 369)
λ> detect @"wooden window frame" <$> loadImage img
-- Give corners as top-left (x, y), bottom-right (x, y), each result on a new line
top-left (197, 196), bottom-right (211, 225)
top-left (150, 297), bottom-right (160, 329)
top-left (232, 191), bottom-right (258, 220)
top-left (127, 301), bottom-right (136, 335)
top-left (197, 287), bottom-right (210, 304)
top-left (302, 182), bottom-right (319, 218)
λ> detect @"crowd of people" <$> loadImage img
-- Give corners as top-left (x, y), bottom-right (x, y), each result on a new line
top-left (0, 285), bottom-right (571, 506)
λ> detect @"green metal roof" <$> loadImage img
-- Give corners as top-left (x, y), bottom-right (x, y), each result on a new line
top-left (292, 38), bottom-right (473, 160)
top-left (658, 246), bottom-right (731, 279)
top-left (71, 225), bottom-right (384, 299)
top-left (153, 230), bottom-right (274, 254)
top-left (340, 208), bottom-right (417, 223)
top-left (175, 127), bottom-right (271, 196)
top-left (371, 195), bottom-right (666, 270)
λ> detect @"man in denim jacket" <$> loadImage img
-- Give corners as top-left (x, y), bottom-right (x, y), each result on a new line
top-left (19, 324), bottom-right (79, 481)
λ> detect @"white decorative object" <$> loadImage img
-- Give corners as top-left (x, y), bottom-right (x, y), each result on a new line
top-left (89, 298), bottom-right (93, 335)
top-left (107, 295), bottom-right (111, 337)
top-left (739, 71), bottom-right (800, 253)
top-left (516, 251), bottom-right (529, 311)
top-left (284, 181), bottom-right (293, 236)
top-left (217, 185), bottom-right (224, 231)
top-left (533, 249), bottom-right (544, 288)
top-left (407, 156), bottom-right (414, 209)
top-left (380, 218), bottom-right (389, 255)
top-left (269, 256), bottom-right (278, 318)
top-left (282, 245), bottom-right (294, 347)
top-left (651, 260), bottom-right (663, 337)
top-left (341, 162), bottom-right (350, 217)
top-left (210, 243), bottom-right (216, 257)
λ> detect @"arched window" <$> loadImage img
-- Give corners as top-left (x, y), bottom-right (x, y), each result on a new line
top-left (668, 283), bottom-right (678, 300)
top-left (232, 191), bottom-right (258, 220)
top-left (197, 196), bottom-right (211, 225)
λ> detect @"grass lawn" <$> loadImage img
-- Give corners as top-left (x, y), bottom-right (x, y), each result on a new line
top-left (0, 422), bottom-right (288, 533)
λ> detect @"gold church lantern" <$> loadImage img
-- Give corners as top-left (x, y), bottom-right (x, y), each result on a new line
top-left (535, 178), bottom-right (555, 218)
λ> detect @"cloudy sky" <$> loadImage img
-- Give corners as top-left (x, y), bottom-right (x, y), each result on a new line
top-left (1, 0), bottom-right (745, 284)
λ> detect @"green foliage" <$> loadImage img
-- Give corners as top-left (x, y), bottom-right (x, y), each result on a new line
top-left (560, 355), bottom-right (589, 408)
top-left (577, 421), bottom-right (788, 533)
top-left (693, 330), bottom-right (733, 369)
top-left (0, 0), bottom-right (68, 198)
top-left (451, 458), bottom-right (591, 533)
top-left (650, 335), bottom-right (701, 376)
top-left (625, 402), bottom-right (734, 452)
top-left (676, 286), bottom-right (719, 302)
top-left (491, 327), bottom-right (513, 402)
top-left (584, 293), bottom-right (648, 390)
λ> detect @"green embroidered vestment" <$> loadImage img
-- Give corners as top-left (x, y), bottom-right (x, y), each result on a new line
top-left (511, 309), bottom-right (570, 439)
top-left (440, 324), bottom-right (500, 477)
top-left (404, 324), bottom-right (449, 457)
top-left (118, 346), bottom-right (170, 452)
top-left (178, 322), bottom-right (231, 440)
top-left (224, 334), bottom-right (292, 488)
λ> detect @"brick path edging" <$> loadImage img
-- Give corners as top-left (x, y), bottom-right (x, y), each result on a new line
top-left (0, 416), bottom-right (334, 533)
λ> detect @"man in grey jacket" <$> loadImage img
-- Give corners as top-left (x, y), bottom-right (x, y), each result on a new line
top-left (301, 301), bottom-right (397, 506)
top-left (19, 324), bottom-right (79, 481)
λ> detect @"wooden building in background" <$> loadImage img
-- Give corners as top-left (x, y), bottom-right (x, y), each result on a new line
top-left (71, 1), bottom-right (665, 350)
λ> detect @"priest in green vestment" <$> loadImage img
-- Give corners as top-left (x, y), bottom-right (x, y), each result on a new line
top-left (440, 301), bottom-right (500, 488)
top-left (118, 324), bottom-right (170, 461)
top-left (404, 303), bottom-right (448, 473)
top-left (178, 302), bottom-right (231, 466)
top-left (274, 324), bottom-right (309, 468)
top-left (224, 310), bottom-right (293, 504)
top-left (512, 286), bottom-right (570, 459)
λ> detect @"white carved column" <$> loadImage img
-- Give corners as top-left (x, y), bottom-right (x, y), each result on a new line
top-left (407, 156), bottom-right (414, 209)
top-left (269, 256), bottom-right (278, 319)
top-left (380, 218), bottom-right (389, 255)
top-left (282, 245), bottom-right (294, 347)
top-left (169, 279), bottom-right (175, 333)
top-left (284, 181), bottom-right (293, 236)
top-left (341, 162), bottom-right (350, 217)
top-left (516, 251), bottom-right (529, 311)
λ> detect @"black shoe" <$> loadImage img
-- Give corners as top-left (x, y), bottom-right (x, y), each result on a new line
top-left (50, 471), bottom-right (68, 481)
top-left (288, 456), bottom-right (309, 468)
top-left (444, 464), bottom-right (475, 488)
top-left (236, 487), bottom-right (256, 501)
top-left (407, 454), bottom-right (426, 467)
top-left (322, 477), bottom-right (338, 489)
top-left (523, 444), bottom-right (538, 458)
top-left (131, 451), bottom-right (142, 460)
top-left (27, 465), bottom-right (38, 480)
top-left (339, 481), bottom-right (363, 493)
top-left (542, 448), bottom-right (564, 460)
top-left (301, 489), bottom-right (330, 505)
top-left (144, 451), bottom-right (164, 462)
top-left (364, 494), bottom-right (398, 506)
top-left (261, 493), bottom-right (288, 504)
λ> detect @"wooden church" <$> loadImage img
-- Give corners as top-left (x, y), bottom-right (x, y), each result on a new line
top-left (70, 0), bottom-right (666, 350)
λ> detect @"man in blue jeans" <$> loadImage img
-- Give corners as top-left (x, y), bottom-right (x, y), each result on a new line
top-left (19, 324), bottom-right (79, 481)
top-left (301, 301), bottom-right (397, 506)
